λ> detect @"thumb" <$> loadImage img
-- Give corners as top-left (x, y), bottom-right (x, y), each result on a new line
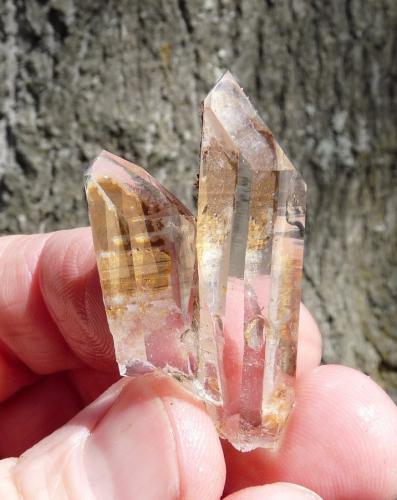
top-left (0, 375), bottom-right (225, 500)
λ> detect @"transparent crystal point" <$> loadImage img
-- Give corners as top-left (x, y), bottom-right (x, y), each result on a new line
top-left (86, 151), bottom-right (199, 383)
top-left (197, 72), bottom-right (306, 450)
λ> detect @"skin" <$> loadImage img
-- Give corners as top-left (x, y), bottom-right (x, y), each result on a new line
top-left (0, 228), bottom-right (395, 499)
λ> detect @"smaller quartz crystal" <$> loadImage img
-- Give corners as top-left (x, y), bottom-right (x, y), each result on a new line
top-left (86, 151), bottom-right (198, 382)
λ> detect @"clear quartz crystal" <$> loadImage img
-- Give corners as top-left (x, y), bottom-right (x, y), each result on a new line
top-left (196, 72), bottom-right (306, 450)
top-left (86, 72), bottom-right (306, 452)
top-left (86, 151), bottom-right (199, 384)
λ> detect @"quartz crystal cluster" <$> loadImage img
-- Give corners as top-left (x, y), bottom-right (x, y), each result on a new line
top-left (86, 72), bottom-right (306, 451)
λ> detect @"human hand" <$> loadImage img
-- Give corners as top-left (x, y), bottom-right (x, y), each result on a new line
top-left (0, 228), bottom-right (396, 499)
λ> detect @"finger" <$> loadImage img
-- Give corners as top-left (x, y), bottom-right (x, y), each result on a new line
top-left (0, 375), bottom-right (225, 500)
top-left (0, 228), bottom-right (115, 403)
top-left (224, 365), bottom-right (397, 500)
top-left (224, 483), bottom-right (322, 499)
top-left (0, 234), bottom-right (80, 376)
top-left (39, 228), bottom-right (115, 371)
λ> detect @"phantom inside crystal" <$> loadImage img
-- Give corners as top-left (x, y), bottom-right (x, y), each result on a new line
top-left (86, 72), bottom-right (306, 452)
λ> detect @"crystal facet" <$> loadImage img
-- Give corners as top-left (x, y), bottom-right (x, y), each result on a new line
top-left (196, 72), bottom-right (306, 450)
top-left (86, 72), bottom-right (306, 452)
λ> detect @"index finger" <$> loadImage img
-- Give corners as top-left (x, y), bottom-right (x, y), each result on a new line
top-left (0, 228), bottom-right (115, 401)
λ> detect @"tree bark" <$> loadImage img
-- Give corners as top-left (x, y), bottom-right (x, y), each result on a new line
top-left (0, 0), bottom-right (396, 398)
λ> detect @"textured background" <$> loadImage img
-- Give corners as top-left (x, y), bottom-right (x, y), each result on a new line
top-left (0, 0), bottom-right (396, 399)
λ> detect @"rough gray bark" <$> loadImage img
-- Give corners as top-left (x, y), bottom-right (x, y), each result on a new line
top-left (0, 0), bottom-right (396, 398)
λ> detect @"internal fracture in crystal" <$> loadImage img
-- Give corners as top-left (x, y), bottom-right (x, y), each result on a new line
top-left (86, 72), bottom-right (306, 452)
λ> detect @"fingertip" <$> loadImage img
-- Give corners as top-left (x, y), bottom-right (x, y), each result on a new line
top-left (39, 228), bottom-right (115, 371)
top-left (0, 233), bottom-right (78, 375)
top-left (290, 365), bottom-right (397, 497)
top-left (39, 227), bottom-right (95, 292)
top-left (157, 377), bottom-right (226, 500)
top-left (84, 375), bottom-right (225, 500)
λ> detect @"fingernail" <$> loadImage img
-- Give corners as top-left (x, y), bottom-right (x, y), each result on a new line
top-left (275, 482), bottom-right (323, 499)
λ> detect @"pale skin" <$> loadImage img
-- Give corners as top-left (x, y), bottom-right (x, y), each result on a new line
top-left (0, 228), bottom-right (396, 499)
